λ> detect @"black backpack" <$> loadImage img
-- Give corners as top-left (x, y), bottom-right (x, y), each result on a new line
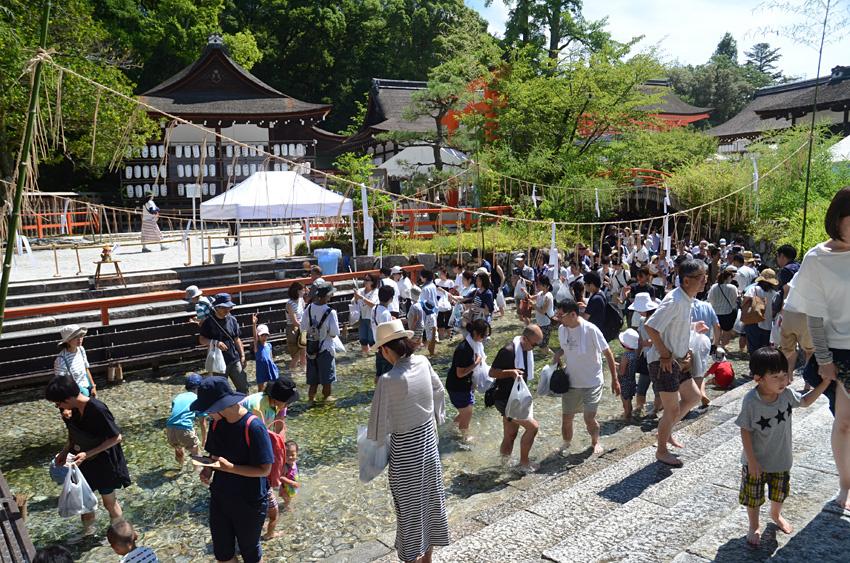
top-left (603, 300), bottom-right (624, 343)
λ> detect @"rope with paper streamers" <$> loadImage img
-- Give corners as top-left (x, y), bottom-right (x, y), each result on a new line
top-left (13, 51), bottom-right (810, 232)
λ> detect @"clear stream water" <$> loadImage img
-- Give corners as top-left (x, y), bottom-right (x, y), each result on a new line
top-left (1, 315), bottom-right (741, 562)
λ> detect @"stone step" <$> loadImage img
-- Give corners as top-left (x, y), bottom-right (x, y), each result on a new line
top-left (412, 379), bottom-right (843, 563)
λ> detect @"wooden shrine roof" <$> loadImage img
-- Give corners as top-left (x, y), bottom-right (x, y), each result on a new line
top-left (141, 34), bottom-right (330, 119)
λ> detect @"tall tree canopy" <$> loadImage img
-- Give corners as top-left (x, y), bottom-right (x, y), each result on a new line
top-left (0, 0), bottom-right (157, 183)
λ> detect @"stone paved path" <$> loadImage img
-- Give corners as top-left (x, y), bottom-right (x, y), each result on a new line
top-left (324, 378), bottom-right (849, 563)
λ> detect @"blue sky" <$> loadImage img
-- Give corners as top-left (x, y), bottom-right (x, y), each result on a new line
top-left (465, 0), bottom-right (848, 79)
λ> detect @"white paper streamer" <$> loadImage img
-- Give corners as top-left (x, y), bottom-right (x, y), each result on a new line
top-left (549, 222), bottom-right (558, 268)
top-left (21, 235), bottom-right (36, 266)
top-left (532, 184), bottom-right (538, 208)
top-left (60, 199), bottom-right (71, 234)
top-left (594, 188), bottom-right (601, 217)
top-left (182, 220), bottom-right (193, 249)
top-left (663, 183), bottom-right (671, 253)
top-left (111, 243), bottom-right (121, 256)
top-left (304, 219), bottom-right (311, 253)
top-left (752, 157), bottom-right (760, 220)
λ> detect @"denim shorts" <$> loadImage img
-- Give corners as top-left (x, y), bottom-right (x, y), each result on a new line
top-left (306, 350), bottom-right (336, 386)
top-left (359, 321), bottom-right (375, 347)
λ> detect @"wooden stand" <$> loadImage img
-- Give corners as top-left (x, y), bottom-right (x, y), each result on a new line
top-left (93, 260), bottom-right (127, 289)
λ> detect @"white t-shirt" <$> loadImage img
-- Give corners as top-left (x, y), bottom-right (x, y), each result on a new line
top-left (645, 287), bottom-right (694, 363)
top-left (735, 265), bottom-right (758, 290)
top-left (558, 321), bottom-right (609, 388)
top-left (299, 303), bottom-right (340, 354)
top-left (420, 282), bottom-right (439, 310)
top-left (786, 243), bottom-right (850, 350)
top-left (535, 292), bottom-right (554, 327)
top-left (54, 348), bottom-right (90, 390)
top-left (397, 277), bottom-right (412, 300)
top-left (744, 285), bottom-right (776, 330)
top-left (142, 200), bottom-right (158, 222)
top-left (454, 273), bottom-right (464, 290)
top-left (380, 278), bottom-right (399, 312)
top-left (357, 288), bottom-right (378, 320)
top-left (371, 304), bottom-right (393, 339)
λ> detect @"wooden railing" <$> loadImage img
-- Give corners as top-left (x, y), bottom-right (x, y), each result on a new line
top-left (3, 265), bottom-right (424, 327)
top-left (20, 210), bottom-right (100, 238)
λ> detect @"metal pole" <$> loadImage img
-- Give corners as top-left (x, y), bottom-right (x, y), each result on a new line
top-left (0, 1), bottom-right (51, 335)
top-left (349, 212), bottom-right (357, 271)
top-left (800, 0), bottom-right (831, 251)
top-left (237, 219), bottom-right (242, 303)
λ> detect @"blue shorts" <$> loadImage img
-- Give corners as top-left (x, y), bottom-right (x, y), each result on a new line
top-left (448, 389), bottom-right (474, 409)
top-left (209, 493), bottom-right (267, 563)
top-left (306, 350), bottom-right (336, 386)
top-left (359, 322), bottom-right (375, 347)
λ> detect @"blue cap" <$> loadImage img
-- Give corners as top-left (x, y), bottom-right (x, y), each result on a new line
top-left (185, 374), bottom-right (203, 390)
top-left (190, 376), bottom-right (245, 414)
top-left (212, 293), bottom-right (235, 307)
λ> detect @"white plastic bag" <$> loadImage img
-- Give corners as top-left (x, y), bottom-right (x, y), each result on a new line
top-left (473, 362), bottom-right (494, 394)
top-left (357, 425), bottom-right (390, 483)
top-left (332, 335), bottom-right (347, 354)
top-left (770, 314), bottom-right (782, 346)
top-left (689, 331), bottom-right (712, 379)
top-left (505, 377), bottom-right (534, 421)
top-left (537, 364), bottom-right (555, 398)
top-left (555, 282), bottom-right (571, 303)
top-left (58, 463), bottom-right (98, 517)
top-left (495, 290), bottom-right (506, 309)
top-left (349, 302), bottom-right (361, 324)
top-left (205, 340), bottom-right (226, 374)
top-left (733, 308), bottom-right (745, 334)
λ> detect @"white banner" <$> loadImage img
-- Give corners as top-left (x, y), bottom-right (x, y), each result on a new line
top-left (549, 222), bottom-right (558, 268)
top-left (182, 220), bottom-right (193, 249)
top-left (60, 199), bottom-right (71, 234)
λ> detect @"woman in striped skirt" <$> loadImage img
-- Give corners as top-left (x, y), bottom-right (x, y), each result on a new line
top-left (141, 191), bottom-right (167, 252)
top-left (367, 319), bottom-right (449, 562)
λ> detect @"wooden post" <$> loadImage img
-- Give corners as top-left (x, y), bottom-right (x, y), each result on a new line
top-left (74, 245), bottom-right (82, 275)
top-left (52, 244), bottom-right (61, 277)
top-left (184, 237), bottom-right (192, 266)
top-left (289, 229), bottom-right (293, 256)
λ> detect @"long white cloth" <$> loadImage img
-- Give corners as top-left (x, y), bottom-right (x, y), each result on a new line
top-left (513, 335), bottom-right (535, 381)
top-left (465, 333), bottom-right (486, 363)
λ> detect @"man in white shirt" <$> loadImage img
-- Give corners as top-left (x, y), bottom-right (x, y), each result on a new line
top-left (391, 266), bottom-right (411, 314)
top-left (553, 299), bottom-right (619, 455)
top-left (300, 281), bottom-right (340, 403)
top-left (645, 259), bottom-right (709, 467)
top-left (379, 267), bottom-right (400, 314)
top-left (732, 253), bottom-right (757, 290)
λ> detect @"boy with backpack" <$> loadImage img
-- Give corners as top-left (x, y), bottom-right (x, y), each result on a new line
top-left (299, 280), bottom-right (340, 404)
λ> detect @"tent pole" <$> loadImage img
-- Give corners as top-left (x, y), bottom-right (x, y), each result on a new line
top-left (237, 219), bottom-right (242, 304)
top-left (349, 213), bottom-right (357, 271)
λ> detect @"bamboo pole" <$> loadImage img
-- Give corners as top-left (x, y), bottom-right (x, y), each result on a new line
top-left (74, 244), bottom-right (82, 275)
top-left (0, 1), bottom-right (51, 335)
top-left (184, 237), bottom-right (192, 266)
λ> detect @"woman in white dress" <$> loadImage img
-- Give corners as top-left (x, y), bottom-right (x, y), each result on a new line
top-left (141, 191), bottom-right (166, 252)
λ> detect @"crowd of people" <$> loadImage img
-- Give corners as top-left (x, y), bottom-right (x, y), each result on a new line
top-left (38, 188), bottom-right (850, 562)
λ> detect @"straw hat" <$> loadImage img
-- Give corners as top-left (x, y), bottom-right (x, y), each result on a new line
top-left (742, 250), bottom-right (755, 263)
top-left (370, 319), bottom-right (413, 352)
top-left (618, 328), bottom-right (639, 350)
top-left (754, 268), bottom-right (779, 286)
top-left (58, 324), bottom-right (87, 347)
top-left (628, 293), bottom-right (659, 312)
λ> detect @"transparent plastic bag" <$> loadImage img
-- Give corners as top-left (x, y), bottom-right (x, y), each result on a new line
top-left (205, 340), bottom-right (226, 374)
top-left (505, 377), bottom-right (534, 421)
top-left (537, 364), bottom-right (555, 398)
top-left (357, 425), bottom-right (390, 483)
top-left (58, 463), bottom-right (98, 517)
top-left (473, 362), bottom-right (494, 394)
top-left (689, 331), bottom-right (712, 379)
top-left (348, 302), bottom-right (361, 324)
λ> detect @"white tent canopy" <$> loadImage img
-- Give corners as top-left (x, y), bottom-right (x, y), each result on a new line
top-left (378, 146), bottom-right (467, 178)
top-left (200, 171), bottom-right (353, 220)
top-left (830, 135), bottom-right (850, 163)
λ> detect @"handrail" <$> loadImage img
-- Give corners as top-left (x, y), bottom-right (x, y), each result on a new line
top-left (3, 265), bottom-right (424, 326)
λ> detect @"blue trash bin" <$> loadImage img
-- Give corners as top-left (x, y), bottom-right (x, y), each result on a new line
top-left (314, 248), bottom-right (341, 276)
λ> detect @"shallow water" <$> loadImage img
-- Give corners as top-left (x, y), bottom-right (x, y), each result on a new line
top-left (0, 315), bottom-right (743, 562)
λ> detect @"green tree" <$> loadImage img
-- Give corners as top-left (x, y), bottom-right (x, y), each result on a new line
top-left (0, 0), bottom-right (157, 182)
top-left (668, 61), bottom-right (753, 127)
top-left (605, 128), bottom-right (718, 174)
top-left (713, 32), bottom-right (738, 63)
top-left (222, 30), bottom-right (262, 70)
top-left (377, 10), bottom-right (501, 172)
top-left (492, 0), bottom-right (611, 67)
top-left (744, 42), bottom-right (782, 78)
top-left (90, 0), bottom-right (223, 92)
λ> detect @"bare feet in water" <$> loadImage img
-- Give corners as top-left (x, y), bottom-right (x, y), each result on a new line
top-left (746, 527), bottom-right (761, 546)
top-left (520, 461), bottom-right (540, 473)
top-left (592, 442), bottom-right (604, 454)
top-left (771, 513), bottom-right (792, 534)
top-left (262, 531), bottom-right (284, 541)
top-left (552, 442), bottom-right (570, 455)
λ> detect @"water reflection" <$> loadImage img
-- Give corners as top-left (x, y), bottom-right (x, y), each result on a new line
top-left (0, 314), bottom-right (736, 561)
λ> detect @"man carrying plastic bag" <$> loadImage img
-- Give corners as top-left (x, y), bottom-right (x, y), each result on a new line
top-left (489, 325), bottom-right (542, 472)
top-left (58, 463), bottom-right (98, 517)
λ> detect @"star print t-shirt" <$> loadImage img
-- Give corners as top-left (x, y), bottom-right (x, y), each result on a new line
top-left (735, 387), bottom-right (802, 472)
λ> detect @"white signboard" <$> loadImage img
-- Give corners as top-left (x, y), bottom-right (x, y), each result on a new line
top-left (185, 184), bottom-right (202, 198)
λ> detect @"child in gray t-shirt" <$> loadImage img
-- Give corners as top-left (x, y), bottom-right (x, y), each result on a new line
top-left (735, 348), bottom-right (834, 546)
